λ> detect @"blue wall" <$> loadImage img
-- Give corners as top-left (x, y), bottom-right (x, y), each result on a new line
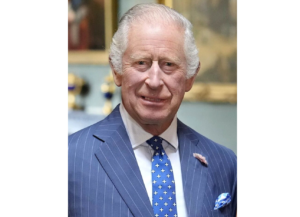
top-left (178, 102), bottom-right (237, 154)
top-left (119, 0), bottom-right (156, 19)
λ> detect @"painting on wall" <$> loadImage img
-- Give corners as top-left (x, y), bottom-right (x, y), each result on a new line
top-left (68, 0), bottom-right (105, 51)
top-left (68, 0), bottom-right (118, 64)
top-left (166, 0), bottom-right (237, 103)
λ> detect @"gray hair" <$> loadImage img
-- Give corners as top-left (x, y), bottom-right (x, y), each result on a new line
top-left (109, 3), bottom-right (199, 78)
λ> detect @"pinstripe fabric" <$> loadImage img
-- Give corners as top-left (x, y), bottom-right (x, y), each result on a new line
top-left (177, 120), bottom-right (237, 217)
top-left (68, 105), bottom-right (237, 217)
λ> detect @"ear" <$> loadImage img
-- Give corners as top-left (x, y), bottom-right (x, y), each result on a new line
top-left (185, 62), bottom-right (200, 92)
top-left (109, 57), bottom-right (122, 87)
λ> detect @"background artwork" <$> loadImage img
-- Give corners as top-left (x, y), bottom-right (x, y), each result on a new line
top-left (68, 0), bottom-right (105, 50)
top-left (173, 0), bottom-right (237, 83)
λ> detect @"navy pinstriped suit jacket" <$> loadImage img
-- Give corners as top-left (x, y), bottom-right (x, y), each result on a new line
top-left (68, 105), bottom-right (237, 217)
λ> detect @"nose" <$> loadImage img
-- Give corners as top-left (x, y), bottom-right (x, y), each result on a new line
top-left (145, 61), bottom-right (163, 89)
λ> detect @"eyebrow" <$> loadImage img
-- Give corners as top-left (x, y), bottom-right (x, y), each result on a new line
top-left (129, 54), bottom-right (151, 60)
top-left (130, 54), bottom-right (182, 64)
top-left (160, 57), bottom-right (181, 64)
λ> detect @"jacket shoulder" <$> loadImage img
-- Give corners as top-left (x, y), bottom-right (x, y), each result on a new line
top-left (178, 119), bottom-right (237, 164)
top-left (68, 105), bottom-right (123, 148)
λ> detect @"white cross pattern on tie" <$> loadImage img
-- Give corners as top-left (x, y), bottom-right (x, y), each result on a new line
top-left (146, 136), bottom-right (178, 217)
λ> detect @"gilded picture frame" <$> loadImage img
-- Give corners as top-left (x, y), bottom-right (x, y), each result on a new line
top-left (68, 0), bottom-right (118, 65)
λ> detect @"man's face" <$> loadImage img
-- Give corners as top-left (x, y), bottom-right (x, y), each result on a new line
top-left (112, 21), bottom-right (197, 132)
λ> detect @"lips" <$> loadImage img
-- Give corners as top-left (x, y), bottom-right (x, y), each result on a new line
top-left (142, 96), bottom-right (163, 102)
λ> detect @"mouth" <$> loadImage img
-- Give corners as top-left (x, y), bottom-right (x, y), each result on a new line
top-left (142, 96), bottom-right (163, 102)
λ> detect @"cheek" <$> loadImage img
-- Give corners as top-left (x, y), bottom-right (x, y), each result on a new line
top-left (166, 75), bottom-right (187, 96)
top-left (122, 72), bottom-right (145, 91)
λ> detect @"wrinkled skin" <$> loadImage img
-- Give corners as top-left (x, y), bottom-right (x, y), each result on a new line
top-left (111, 21), bottom-right (199, 135)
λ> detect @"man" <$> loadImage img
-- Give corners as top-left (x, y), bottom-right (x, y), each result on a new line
top-left (69, 3), bottom-right (237, 217)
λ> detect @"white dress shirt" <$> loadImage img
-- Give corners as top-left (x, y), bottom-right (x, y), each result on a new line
top-left (119, 103), bottom-right (188, 217)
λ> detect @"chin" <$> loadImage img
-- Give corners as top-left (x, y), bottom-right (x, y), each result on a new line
top-left (139, 113), bottom-right (170, 125)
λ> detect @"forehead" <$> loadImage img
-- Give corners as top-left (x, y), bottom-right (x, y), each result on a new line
top-left (125, 20), bottom-right (185, 59)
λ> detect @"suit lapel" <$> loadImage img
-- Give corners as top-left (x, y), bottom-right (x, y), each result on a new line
top-left (91, 108), bottom-right (210, 217)
top-left (93, 108), bottom-right (153, 217)
top-left (178, 120), bottom-right (209, 217)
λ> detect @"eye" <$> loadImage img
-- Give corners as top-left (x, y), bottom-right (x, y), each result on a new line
top-left (134, 60), bottom-right (150, 71)
top-left (160, 61), bottom-right (177, 73)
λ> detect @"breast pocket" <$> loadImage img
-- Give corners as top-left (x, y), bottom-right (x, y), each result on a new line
top-left (211, 206), bottom-right (233, 217)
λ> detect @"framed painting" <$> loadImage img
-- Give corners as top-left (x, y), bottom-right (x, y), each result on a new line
top-left (68, 0), bottom-right (118, 64)
top-left (161, 0), bottom-right (237, 103)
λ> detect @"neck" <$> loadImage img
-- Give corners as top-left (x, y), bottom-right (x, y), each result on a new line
top-left (140, 121), bottom-right (172, 136)
top-left (120, 102), bottom-right (176, 136)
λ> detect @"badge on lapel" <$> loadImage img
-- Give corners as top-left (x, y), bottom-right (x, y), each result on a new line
top-left (193, 153), bottom-right (208, 166)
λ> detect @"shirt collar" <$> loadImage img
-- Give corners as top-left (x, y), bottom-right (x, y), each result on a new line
top-left (119, 103), bottom-right (178, 150)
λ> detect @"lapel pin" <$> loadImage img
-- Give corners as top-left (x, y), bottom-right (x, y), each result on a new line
top-left (193, 153), bottom-right (208, 166)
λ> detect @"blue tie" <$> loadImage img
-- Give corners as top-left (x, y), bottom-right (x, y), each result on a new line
top-left (146, 136), bottom-right (178, 217)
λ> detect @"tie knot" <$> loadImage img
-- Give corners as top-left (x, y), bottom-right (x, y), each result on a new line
top-left (146, 136), bottom-right (163, 151)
